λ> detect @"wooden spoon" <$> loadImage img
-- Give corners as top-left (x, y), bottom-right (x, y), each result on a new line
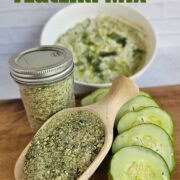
top-left (14, 76), bottom-right (139, 180)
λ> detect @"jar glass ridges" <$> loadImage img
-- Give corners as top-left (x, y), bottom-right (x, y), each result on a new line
top-left (9, 46), bottom-right (75, 131)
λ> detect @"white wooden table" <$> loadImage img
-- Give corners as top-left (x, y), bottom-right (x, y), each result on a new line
top-left (0, 0), bottom-right (180, 99)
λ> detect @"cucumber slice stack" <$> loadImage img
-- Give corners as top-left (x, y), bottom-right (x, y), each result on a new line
top-left (81, 89), bottom-right (150, 106)
top-left (81, 89), bottom-right (160, 126)
top-left (111, 91), bottom-right (175, 179)
top-left (81, 88), bottom-right (109, 106)
top-left (117, 107), bottom-right (174, 140)
top-left (81, 88), bottom-right (176, 179)
top-left (116, 95), bottom-right (159, 119)
top-left (115, 96), bottom-right (159, 126)
top-left (112, 124), bottom-right (175, 172)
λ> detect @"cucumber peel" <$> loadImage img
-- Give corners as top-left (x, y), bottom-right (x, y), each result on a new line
top-left (94, 90), bottom-right (109, 102)
top-left (139, 91), bottom-right (152, 98)
top-left (110, 146), bottom-right (170, 180)
top-left (81, 88), bottom-right (109, 106)
top-left (81, 89), bottom-right (151, 107)
top-left (112, 124), bottom-right (175, 172)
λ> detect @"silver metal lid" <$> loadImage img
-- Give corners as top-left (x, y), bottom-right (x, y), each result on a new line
top-left (9, 46), bottom-right (74, 85)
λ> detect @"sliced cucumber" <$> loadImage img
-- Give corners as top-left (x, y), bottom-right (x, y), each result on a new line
top-left (81, 89), bottom-right (151, 107)
top-left (94, 91), bottom-right (151, 104)
top-left (81, 88), bottom-right (109, 106)
top-left (109, 146), bottom-right (170, 180)
top-left (82, 90), bottom-right (154, 124)
top-left (115, 96), bottom-right (159, 125)
top-left (139, 91), bottom-right (151, 98)
top-left (81, 94), bottom-right (93, 106)
top-left (94, 90), bottom-right (108, 102)
top-left (112, 124), bottom-right (175, 172)
top-left (117, 107), bottom-right (174, 140)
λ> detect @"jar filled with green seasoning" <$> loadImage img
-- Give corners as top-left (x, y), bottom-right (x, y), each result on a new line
top-left (9, 46), bottom-right (75, 131)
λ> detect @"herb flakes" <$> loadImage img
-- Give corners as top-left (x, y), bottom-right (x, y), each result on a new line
top-left (24, 110), bottom-right (105, 180)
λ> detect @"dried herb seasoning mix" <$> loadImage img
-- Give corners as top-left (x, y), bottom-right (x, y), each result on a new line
top-left (24, 110), bottom-right (105, 179)
top-left (9, 46), bottom-right (75, 131)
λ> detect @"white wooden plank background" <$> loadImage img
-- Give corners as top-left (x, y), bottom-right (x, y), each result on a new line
top-left (0, 0), bottom-right (180, 99)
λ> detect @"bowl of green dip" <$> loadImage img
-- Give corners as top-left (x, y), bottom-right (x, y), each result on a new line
top-left (41, 3), bottom-right (157, 88)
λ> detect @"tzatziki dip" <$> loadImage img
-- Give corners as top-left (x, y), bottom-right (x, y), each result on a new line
top-left (56, 16), bottom-right (147, 84)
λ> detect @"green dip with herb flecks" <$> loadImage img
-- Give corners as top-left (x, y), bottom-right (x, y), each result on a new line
top-left (56, 16), bottom-right (147, 84)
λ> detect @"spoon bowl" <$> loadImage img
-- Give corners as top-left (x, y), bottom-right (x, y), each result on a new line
top-left (14, 76), bottom-right (139, 180)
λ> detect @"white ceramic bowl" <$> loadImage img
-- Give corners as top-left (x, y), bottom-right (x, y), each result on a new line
top-left (41, 3), bottom-right (157, 88)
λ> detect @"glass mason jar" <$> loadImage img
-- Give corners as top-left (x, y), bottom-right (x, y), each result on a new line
top-left (9, 46), bottom-right (75, 131)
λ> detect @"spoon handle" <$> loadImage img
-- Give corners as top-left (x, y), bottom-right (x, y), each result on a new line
top-left (89, 76), bottom-right (139, 126)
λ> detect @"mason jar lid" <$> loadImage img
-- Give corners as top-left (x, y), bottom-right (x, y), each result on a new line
top-left (9, 46), bottom-right (74, 85)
